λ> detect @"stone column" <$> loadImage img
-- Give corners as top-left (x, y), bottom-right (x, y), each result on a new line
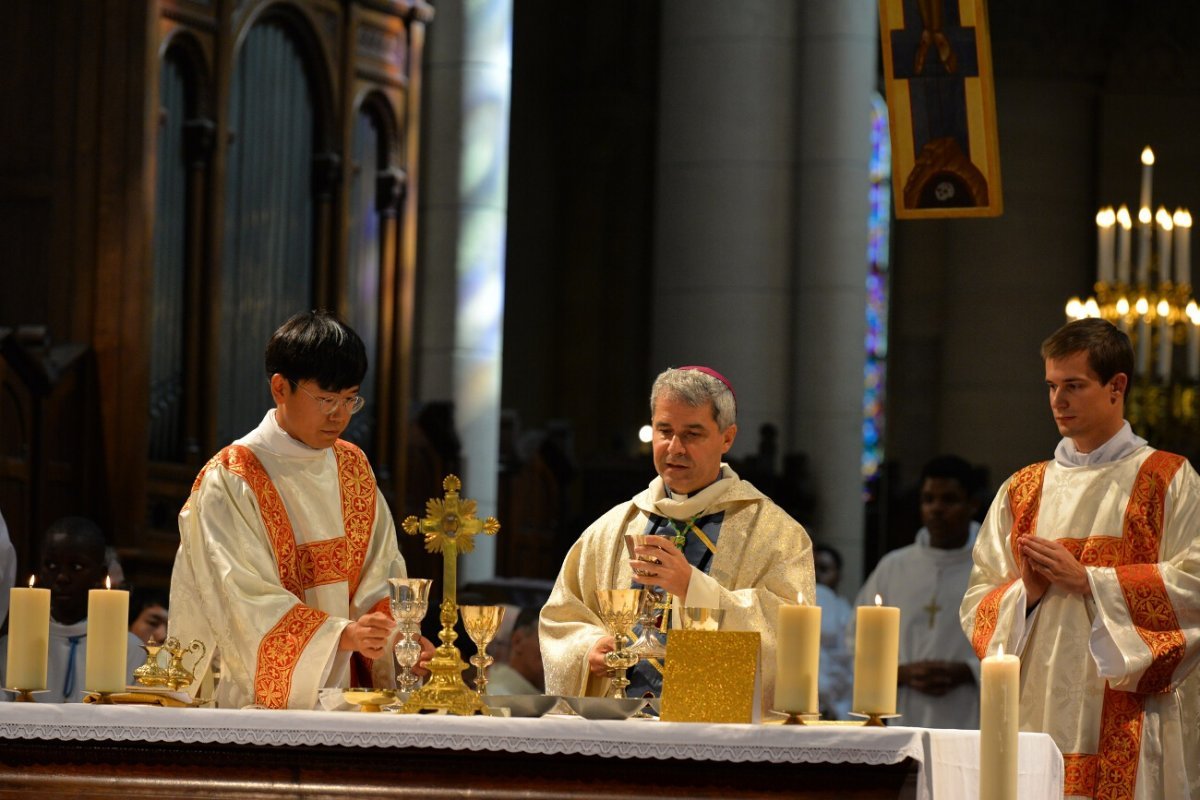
top-left (651, 0), bottom-right (798, 458)
top-left (791, 0), bottom-right (878, 586)
top-left (417, 0), bottom-right (513, 582)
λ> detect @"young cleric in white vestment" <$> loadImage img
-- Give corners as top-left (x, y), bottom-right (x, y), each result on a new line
top-left (540, 367), bottom-right (815, 711)
top-left (960, 318), bottom-right (1200, 799)
top-left (170, 311), bottom-right (423, 709)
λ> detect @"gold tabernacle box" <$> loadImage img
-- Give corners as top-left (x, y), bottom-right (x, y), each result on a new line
top-left (660, 629), bottom-right (760, 724)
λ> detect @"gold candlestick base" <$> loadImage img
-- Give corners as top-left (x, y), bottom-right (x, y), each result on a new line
top-left (90, 691), bottom-right (116, 705)
top-left (781, 712), bottom-right (809, 725)
top-left (399, 598), bottom-right (487, 716)
top-left (850, 711), bottom-right (900, 727)
top-left (5, 688), bottom-right (41, 702)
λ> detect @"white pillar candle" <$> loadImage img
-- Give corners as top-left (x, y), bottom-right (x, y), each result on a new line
top-left (6, 577), bottom-right (50, 690)
top-left (1136, 298), bottom-right (1151, 377)
top-left (852, 595), bottom-right (899, 716)
top-left (1116, 205), bottom-right (1132, 284)
top-left (1190, 322), bottom-right (1200, 382)
top-left (1095, 207), bottom-right (1115, 284)
top-left (1158, 306), bottom-right (1172, 383)
top-left (979, 647), bottom-right (1020, 800)
top-left (1156, 207), bottom-right (1173, 285)
top-left (1137, 206), bottom-right (1153, 285)
top-left (775, 596), bottom-right (821, 714)
top-left (1174, 209), bottom-right (1192, 287)
top-left (85, 578), bottom-right (129, 693)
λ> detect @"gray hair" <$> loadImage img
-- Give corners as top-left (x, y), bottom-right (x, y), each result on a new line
top-left (649, 368), bottom-right (737, 431)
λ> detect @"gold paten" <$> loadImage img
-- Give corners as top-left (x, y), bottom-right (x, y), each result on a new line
top-left (399, 475), bottom-right (499, 715)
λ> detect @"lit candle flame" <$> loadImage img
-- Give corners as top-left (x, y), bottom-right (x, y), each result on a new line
top-left (874, 593), bottom-right (883, 607)
top-left (1139, 207), bottom-right (1152, 225)
top-left (1157, 299), bottom-right (1171, 318)
top-left (1117, 297), bottom-right (1130, 315)
top-left (105, 575), bottom-right (111, 590)
top-left (1095, 207), bottom-right (1115, 228)
top-left (1175, 209), bottom-right (1193, 229)
top-left (27, 574), bottom-right (36, 589)
top-left (997, 643), bottom-right (1005, 658)
top-left (1157, 207), bottom-right (1173, 229)
top-left (1117, 205), bottom-right (1132, 229)
top-left (1136, 297), bottom-right (1150, 316)
top-left (1142, 146), bottom-right (1155, 166)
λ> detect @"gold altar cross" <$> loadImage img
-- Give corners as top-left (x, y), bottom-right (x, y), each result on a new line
top-left (923, 595), bottom-right (941, 628)
top-left (399, 474), bottom-right (499, 715)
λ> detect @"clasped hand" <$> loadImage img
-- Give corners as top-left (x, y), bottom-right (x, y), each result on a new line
top-left (1018, 535), bottom-right (1090, 604)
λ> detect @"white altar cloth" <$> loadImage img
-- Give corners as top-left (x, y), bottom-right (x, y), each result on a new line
top-left (0, 704), bottom-right (1061, 800)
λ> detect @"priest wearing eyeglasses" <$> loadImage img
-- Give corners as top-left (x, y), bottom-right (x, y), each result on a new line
top-left (169, 310), bottom-right (422, 709)
top-left (539, 366), bottom-right (815, 711)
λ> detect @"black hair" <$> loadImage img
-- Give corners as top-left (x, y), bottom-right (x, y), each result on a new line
top-left (264, 310), bottom-right (367, 391)
top-left (512, 606), bottom-right (540, 634)
top-left (43, 517), bottom-right (106, 562)
top-left (919, 454), bottom-right (978, 496)
top-left (813, 543), bottom-right (843, 571)
top-left (128, 586), bottom-right (170, 625)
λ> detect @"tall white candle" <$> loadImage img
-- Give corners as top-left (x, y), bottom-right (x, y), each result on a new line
top-left (1189, 313), bottom-right (1200, 381)
top-left (85, 578), bottom-right (129, 693)
top-left (1139, 146), bottom-right (1154, 215)
top-left (1137, 206), bottom-right (1153, 285)
top-left (6, 577), bottom-right (50, 691)
top-left (1096, 207), bottom-right (1115, 284)
top-left (1136, 315), bottom-right (1150, 377)
top-left (1157, 301), bottom-right (1172, 383)
top-left (979, 647), bottom-right (1020, 800)
top-left (775, 595), bottom-right (821, 714)
top-left (1175, 209), bottom-right (1192, 287)
top-left (852, 595), bottom-right (900, 716)
top-left (1156, 207), bottom-right (1173, 284)
top-left (1116, 206), bottom-right (1132, 284)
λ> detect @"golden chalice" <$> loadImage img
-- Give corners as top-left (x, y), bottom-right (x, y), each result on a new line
top-left (623, 533), bottom-right (671, 658)
top-left (595, 588), bottom-right (643, 700)
top-left (461, 605), bottom-right (506, 695)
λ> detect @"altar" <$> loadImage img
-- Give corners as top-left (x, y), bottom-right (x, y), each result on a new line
top-left (0, 704), bottom-right (1062, 799)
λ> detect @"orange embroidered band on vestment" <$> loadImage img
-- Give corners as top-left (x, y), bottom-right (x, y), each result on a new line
top-left (1062, 753), bottom-right (1098, 798)
top-left (971, 579), bottom-right (1014, 660)
top-left (255, 603), bottom-right (329, 708)
top-left (1007, 460), bottom-right (1048, 566)
top-left (334, 440), bottom-right (377, 596)
top-left (208, 445), bottom-right (305, 598)
top-left (297, 537), bottom-right (349, 589)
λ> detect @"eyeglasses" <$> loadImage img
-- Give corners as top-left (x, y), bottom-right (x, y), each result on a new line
top-left (293, 383), bottom-right (366, 416)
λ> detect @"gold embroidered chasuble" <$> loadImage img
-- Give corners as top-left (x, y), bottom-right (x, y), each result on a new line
top-left (540, 466), bottom-right (814, 712)
top-left (960, 446), bottom-right (1200, 799)
top-left (170, 411), bottom-right (406, 709)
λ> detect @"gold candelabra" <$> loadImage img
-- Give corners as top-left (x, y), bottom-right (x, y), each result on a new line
top-left (1066, 146), bottom-right (1198, 450)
